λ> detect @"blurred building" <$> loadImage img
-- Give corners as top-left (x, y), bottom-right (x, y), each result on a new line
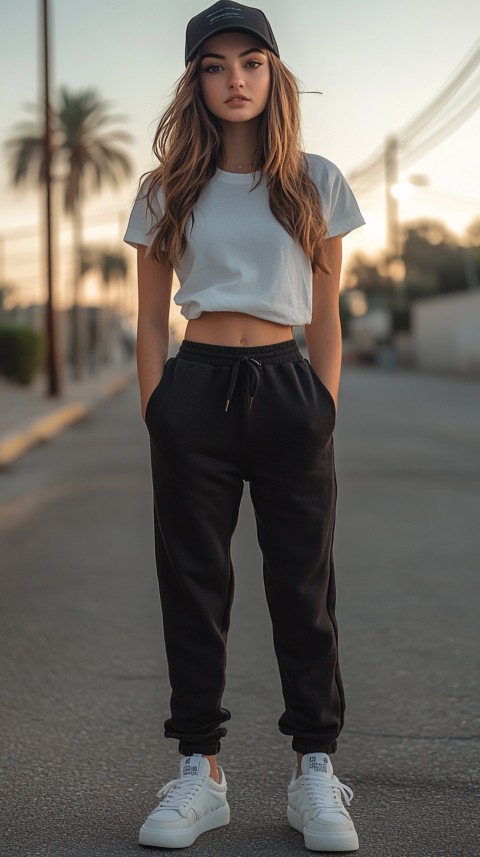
top-left (412, 292), bottom-right (480, 375)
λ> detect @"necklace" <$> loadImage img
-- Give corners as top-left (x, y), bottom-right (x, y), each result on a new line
top-left (222, 161), bottom-right (255, 173)
top-left (221, 157), bottom-right (255, 172)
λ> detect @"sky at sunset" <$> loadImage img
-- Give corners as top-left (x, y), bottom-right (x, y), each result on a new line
top-left (1, 0), bottom-right (479, 313)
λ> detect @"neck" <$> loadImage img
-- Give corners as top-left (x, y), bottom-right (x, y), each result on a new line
top-left (218, 118), bottom-right (260, 172)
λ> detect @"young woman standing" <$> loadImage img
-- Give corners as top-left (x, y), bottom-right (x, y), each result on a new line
top-left (124, 2), bottom-right (365, 851)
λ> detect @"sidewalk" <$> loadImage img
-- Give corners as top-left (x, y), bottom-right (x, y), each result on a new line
top-left (0, 359), bottom-right (137, 468)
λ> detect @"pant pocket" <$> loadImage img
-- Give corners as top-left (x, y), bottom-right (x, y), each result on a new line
top-left (144, 358), bottom-right (173, 427)
top-left (304, 360), bottom-right (337, 421)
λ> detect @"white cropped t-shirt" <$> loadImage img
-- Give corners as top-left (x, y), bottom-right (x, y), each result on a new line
top-left (123, 153), bottom-right (365, 326)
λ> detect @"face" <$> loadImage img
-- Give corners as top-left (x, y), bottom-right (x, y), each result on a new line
top-left (198, 31), bottom-right (271, 124)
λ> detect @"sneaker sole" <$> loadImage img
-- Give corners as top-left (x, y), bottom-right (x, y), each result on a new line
top-left (287, 807), bottom-right (359, 852)
top-left (139, 803), bottom-right (230, 849)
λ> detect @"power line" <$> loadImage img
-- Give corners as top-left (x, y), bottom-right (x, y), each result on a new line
top-left (347, 149), bottom-right (385, 188)
top-left (401, 69), bottom-right (480, 154)
top-left (347, 37), bottom-right (480, 189)
top-left (399, 38), bottom-right (480, 145)
top-left (401, 88), bottom-right (480, 169)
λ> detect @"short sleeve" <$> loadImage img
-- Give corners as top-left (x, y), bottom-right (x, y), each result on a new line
top-left (305, 153), bottom-right (365, 238)
top-left (123, 178), bottom-right (165, 249)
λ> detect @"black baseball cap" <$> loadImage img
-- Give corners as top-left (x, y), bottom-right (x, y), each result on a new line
top-left (185, 1), bottom-right (280, 65)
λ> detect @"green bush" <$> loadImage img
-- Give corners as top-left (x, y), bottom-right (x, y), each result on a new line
top-left (0, 325), bottom-right (46, 385)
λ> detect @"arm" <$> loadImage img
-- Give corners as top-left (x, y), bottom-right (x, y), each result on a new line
top-left (136, 244), bottom-right (173, 421)
top-left (304, 235), bottom-right (343, 413)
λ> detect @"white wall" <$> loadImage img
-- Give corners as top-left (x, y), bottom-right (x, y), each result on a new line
top-left (412, 291), bottom-right (480, 374)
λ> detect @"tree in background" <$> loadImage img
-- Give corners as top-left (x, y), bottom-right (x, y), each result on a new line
top-left (463, 217), bottom-right (480, 288)
top-left (96, 252), bottom-right (129, 315)
top-left (343, 216), bottom-right (480, 335)
top-left (80, 247), bottom-right (129, 367)
top-left (464, 217), bottom-right (480, 247)
top-left (0, 284), bottom-right (14, 321)
top-left (4, 86), bottom-right (133, 378)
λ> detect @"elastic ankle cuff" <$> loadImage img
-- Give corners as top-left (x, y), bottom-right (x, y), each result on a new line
top-left (179, 739), bottom-right (221, 756)
top-left (292, 738), bottom-right (338, 754)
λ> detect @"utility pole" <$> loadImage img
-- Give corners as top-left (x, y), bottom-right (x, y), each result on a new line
top-left (42, 0), bottom-right (62, 395)
top-left (384, 135), bottom-right (400, 259)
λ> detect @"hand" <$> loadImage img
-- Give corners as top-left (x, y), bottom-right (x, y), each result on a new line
top-left (141, 371), bottom-right (165, 423)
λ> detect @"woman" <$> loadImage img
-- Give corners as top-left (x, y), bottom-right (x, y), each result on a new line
top-left (124, 1), bottom-right (365, 851)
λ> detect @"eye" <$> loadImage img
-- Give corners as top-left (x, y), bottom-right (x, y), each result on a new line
top-left (245, 60), bottom-right (262, 68)
top-left (203, 64), bottom-right (223, 74)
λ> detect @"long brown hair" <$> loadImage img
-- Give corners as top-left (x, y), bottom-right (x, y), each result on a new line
top-left (139, 49), bottom-right (331, 274)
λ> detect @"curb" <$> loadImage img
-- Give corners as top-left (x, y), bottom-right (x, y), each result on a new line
top-left (0, 369), bottom-right (136, 469)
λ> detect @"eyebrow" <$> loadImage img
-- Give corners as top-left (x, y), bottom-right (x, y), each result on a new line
top-left (200, 48), bottom-right (266, 60)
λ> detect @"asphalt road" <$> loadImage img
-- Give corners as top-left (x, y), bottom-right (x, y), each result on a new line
top-left (1, 365), bottom-right (479, 857)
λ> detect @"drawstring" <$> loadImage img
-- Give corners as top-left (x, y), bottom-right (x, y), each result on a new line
top-left (224, 356), bottom-right (261, 412)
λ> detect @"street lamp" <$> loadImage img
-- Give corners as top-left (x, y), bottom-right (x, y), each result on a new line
top-left (391, 174), bottom-right (430, 200)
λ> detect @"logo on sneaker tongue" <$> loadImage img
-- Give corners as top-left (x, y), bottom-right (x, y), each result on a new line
top-left (308, 754), bottom-right (328, 773)
top-left (183, 756), bottom-right (201, 776)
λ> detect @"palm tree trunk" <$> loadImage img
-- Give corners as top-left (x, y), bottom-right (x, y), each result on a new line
top-left (71, 202), bottom-right (86, 379)
top-left (105, 280), bottom-right (113, 364)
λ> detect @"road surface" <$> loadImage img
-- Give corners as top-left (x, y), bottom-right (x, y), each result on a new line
top-left (1, 365), bottom-right (478, 856)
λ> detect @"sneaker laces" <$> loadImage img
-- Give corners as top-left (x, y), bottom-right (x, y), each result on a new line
top-left (155, 775), bottom-right (205, 814)
top-left (302, 773), bottom-right (354, 816)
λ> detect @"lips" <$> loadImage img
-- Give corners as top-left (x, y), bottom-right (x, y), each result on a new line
top-left (225, 95), bottom-right (250, 103)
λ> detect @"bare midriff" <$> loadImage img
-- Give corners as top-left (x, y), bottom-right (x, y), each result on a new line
top-left (184, 311), bottom-right (294, 347)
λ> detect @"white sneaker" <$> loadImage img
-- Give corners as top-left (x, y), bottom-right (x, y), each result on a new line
top-left (287, 752), bottom-right (359, 852)
top-left (138, 754), bottom-right (230, 848)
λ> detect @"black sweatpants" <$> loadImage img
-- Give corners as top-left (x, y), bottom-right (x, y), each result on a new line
top-left (145, 338), bottom-right (345, 757)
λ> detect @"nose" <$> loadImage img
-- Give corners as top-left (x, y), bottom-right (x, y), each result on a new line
top-left (228, 68), bottom-right (245, 88)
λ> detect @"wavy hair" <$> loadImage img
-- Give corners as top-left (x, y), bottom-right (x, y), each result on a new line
top-left (139, 50), bottom-right (331, 274)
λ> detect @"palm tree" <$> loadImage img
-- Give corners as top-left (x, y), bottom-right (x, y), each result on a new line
top-left (5, 86), bottom-right (133, 378)
top-left (80, 247), bottom-right (129, 367)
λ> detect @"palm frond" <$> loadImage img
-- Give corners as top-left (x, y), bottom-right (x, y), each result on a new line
top-left (5, 84), bottom-right (134, 207)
